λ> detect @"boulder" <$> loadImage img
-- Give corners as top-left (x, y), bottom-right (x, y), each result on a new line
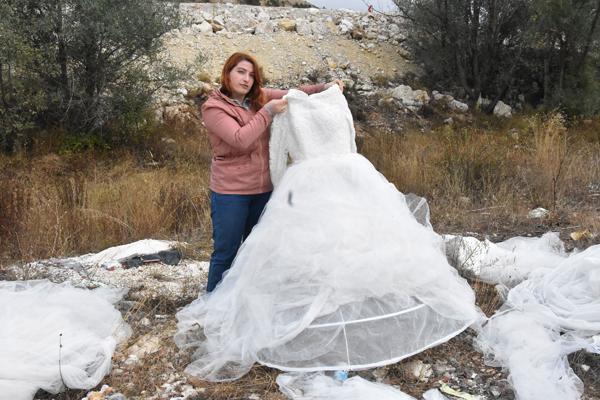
top-left (391, 85), bottom-right (430, 110)
top-left (278, 18), bottom-right (296, 32)
top-left (198, 21), bottom-right (213, 35)
top-left (339, 18), bottom-right (354, 34)
top-left (449, 99), bottom-right (469, 112)
top-left (296, 18), bottom-right (312, 35)
top-left (255, 20), bottom-right (274, 35)
top-left (493, 101), bottom-right (512, 118)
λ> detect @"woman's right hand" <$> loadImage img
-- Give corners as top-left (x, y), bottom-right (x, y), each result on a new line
top-left (265, 98), bottom-right (288, 115)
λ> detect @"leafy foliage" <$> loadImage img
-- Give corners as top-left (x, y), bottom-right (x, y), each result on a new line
top-left (0, 0), bottom-right (181, 152)
top-left (395, 0), bottom-right (600, 115)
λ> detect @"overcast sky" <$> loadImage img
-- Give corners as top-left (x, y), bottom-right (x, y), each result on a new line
top-left (308, 0), bottom-right (398, 12)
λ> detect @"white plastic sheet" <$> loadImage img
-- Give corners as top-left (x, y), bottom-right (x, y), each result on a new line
top-left (476, 244), bottom-right (600, 400)
top-left (0, 280), bottom-right (131, 399)
top-left (176, 87), bottom-right (478, 381)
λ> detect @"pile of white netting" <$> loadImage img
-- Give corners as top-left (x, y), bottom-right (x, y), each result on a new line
top-left (444, 232), bottom-right (567, 287)
top-left (175, 86), bottom-right (479, 381)
top-left (0, 280), bottom-right (131, 399)
top-left (475, 244), bottom-right (600, 400)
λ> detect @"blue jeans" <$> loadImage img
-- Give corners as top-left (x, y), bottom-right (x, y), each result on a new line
top-left (206, 190), bottom-right (271, 292)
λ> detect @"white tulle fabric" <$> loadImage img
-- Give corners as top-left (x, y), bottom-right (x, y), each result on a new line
top-left (476, 244), bottom-right (600, 400)
top-left (175, 86), bottom-right (478, 381)
top-left (0, 280), bottom-right (131, 399)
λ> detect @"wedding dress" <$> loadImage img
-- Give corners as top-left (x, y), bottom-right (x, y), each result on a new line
top-left (175, 86), bottom-right (479, 381)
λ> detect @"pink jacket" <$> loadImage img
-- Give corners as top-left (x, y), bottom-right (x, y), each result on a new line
top-left (201, 83), bottom-right (326, 194)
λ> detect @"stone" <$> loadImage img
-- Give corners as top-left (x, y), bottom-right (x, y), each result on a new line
top-left (351, 27), bottom-right (364, 40)
top-left (338, 18), bottom-right (354, 34)
top-left (213, 15), bottom-right (225, 26)
top-left (278, 18), bottom-right (296, 32)
top-left (493, 100), bottom-right (512, 117)
top-left (255, 21), bottom-right (274, 35)
top-left (210, 22), bottom-right (224, 33)
top-left (528, 207), bottom-right (549, 219)
top-left (257, 11), bottom-right (270, 22)
top-left (449, 99), bottom-right (469, 112)
top-left (296, 19), bottom-right (312, 35)
top-left (198, 21), bottom-right (213, 35)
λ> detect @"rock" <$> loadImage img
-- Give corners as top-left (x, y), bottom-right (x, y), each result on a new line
top-left (213, 15), bottom-right (225, 26)
top-left (493, 100), bottom-right (512, 117)
top-left (378, 96), bottom-right (395, 108)
top-left (391, 84), bottom-right (430, 110)
top-left (449, 99), bottom-right (469, 112)
top-left (210, 22), bottom-right (224, 33)
top-left (198, 21), bottom-right (213, 36)
top-left (278, 18), bottom-right (296, 32)
top-left (489, 386), bottom-right (502, 397)
top-left (528, 207), bottom-right (549, 219)
top-left (296, 18), bottom-right (312, 35)
top-left (257, 10), bottom-right (270, 22)
top-left (255, 20), bottom-right (274, 35)
top-left (351, 27), bottom-right (365, 40)
top-left (338, 18), bottom-right (354, 34)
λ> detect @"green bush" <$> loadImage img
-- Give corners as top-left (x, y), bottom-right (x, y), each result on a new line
top-left (0, 0), bottom-right (182, 153)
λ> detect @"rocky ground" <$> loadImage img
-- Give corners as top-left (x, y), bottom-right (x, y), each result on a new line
top-left (15, 256), bottom-right (597, 400)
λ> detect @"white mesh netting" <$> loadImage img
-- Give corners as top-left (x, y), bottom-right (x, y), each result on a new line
top-left (476, 244), bottom-right (600, 400)
top-left (175, 86), bottom-right (478, 381)
top-left (0, 280), bottom-right (131, 399)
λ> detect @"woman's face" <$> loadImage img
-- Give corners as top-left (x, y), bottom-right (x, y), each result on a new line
top-left (229, 60), bottom-right (255, 100)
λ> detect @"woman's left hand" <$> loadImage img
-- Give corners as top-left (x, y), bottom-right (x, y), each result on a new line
top-left (325, 79), bottom-right (344, 93)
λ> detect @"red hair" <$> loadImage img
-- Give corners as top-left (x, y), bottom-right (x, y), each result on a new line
top-left (220, 52), bottom-right (267, 111)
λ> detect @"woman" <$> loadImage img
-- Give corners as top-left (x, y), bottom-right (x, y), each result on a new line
top-left (201, 52), bottom-right (343, 292)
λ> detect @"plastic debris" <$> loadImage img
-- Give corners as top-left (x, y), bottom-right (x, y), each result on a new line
top-left (569, 230), bottom-right (593, 241)
top-left (439, 384), bottom-right (481, 400)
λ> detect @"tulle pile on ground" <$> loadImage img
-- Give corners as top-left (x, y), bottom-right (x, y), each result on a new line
top-left (0, 280), bottom-right (131, 399)
top-left (476, 244), bottom-right (600, 400)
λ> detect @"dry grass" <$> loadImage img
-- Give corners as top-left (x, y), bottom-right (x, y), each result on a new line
top-left (360, 112), bottom-right (600, 237)
top-left (1, 112), bottom-right (598, 264)
top-left (0, 113), bottom-right (214, 263)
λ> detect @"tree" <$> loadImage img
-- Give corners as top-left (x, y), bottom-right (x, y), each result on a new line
top-left (394, 0), bottom-right (531, 104)
top-left (527, 0), bottom-right (600, 113)
top-left (395, 0), bottom-right (600, 115)
top-left (0, 0), bottom-right (181, 151)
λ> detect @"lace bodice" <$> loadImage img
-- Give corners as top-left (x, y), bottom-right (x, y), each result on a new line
top-left (269, 86), bottom-right (357, 186)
